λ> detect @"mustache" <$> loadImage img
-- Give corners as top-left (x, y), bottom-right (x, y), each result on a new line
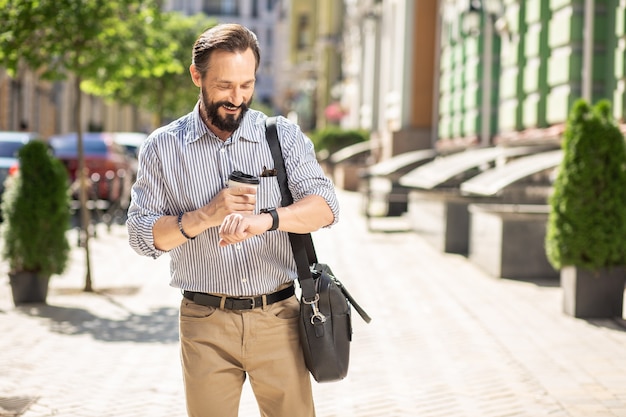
top-left (217, 100), bottom-right (249, 110)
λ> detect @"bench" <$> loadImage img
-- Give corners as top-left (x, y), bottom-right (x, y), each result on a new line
top-left (399, 145), bottom-right (554, 189)
top-left (459, 150), bottom-right (563, 280)
top-left (325, 141), bottom-right (372, 191)
top-left (460, 150), bottom-right (563, 198)
top-left (359, 149), bottom-right (438, 230)
top-left (399, 145), bottom-right (557, 254)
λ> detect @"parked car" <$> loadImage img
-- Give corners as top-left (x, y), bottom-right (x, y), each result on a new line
top-left (110, 131), bottom-right (147, 159)
top-left (110, 132), bottom-right (147, 182)
top-left (0, 131), bottom-right (44, 201)
top-left (48, 132), bottom-right (134, 205)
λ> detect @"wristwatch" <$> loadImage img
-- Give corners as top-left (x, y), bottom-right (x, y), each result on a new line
top-left (260, 207), bottom-right (279, 231)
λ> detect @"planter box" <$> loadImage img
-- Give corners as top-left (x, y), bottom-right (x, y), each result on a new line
top-left (407, 190), bottom-right (488, 255)
top-left (333, 163), bottom-right (364, 192)
top-left (329, 142), bottom-right (371, 192)
top-left (561, 266), bottom-right (626, 319)
top-left (468, 204), bottom-right (558, 280)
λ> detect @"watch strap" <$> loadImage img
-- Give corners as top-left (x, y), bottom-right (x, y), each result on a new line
top-left (261, 207), bottom-right (279, 231)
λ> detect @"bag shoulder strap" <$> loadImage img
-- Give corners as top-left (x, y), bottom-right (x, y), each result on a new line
top-left (265, 117), bottom-right (372, 324)
top-left (265, 117), bottom-right (317, 301)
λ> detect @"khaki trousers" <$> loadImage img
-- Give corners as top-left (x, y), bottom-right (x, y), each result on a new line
top-left (179, 293), bottom-right (315, 417)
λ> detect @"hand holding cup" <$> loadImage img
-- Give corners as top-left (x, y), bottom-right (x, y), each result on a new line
top-left (227, 170), bottom-right (259, 213)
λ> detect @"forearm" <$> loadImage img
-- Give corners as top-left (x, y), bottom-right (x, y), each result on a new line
top-left (152, 210), bottom-right (216, 251)
top-left (152, 185), bottom-right (258, 251)
top-left (156, 194), bottom-right (333, 250)
top-left (274, 194), bottom-right (334, 233)
top-left (218, 194), bottom-right (334, 247)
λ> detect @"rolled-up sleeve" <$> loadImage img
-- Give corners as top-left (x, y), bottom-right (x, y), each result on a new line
top-left (278, 117), bottom-right (339, 227)
top-left (126, 136), bottom-right (169, 259)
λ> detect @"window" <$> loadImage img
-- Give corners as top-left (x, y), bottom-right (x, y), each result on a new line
top-left (297, 15), bottom-right (310, 50)
top-left (203, 0), bottom-right (239, 16)
top-left (252, 0), bottom-right (258, 17)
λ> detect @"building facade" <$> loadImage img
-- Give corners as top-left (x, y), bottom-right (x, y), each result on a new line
top-left (436, 0), bottom-right (623, 150)
top-left (341, 0), bottom-right (438, 160)
top-left (338, 0), bottom-right (626, 164)
top-left (0, 68), bottom-right (151, 137)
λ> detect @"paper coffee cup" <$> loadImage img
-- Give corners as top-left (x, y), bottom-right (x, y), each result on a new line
top-left (228, 170), bottom-right (259, 190)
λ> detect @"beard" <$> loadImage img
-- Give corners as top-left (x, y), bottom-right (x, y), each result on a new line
top-left (200, 89), bottom-right (252, 133)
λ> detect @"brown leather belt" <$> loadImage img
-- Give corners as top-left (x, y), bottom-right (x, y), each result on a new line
top-left (183, 285), bottom-right (295, 310)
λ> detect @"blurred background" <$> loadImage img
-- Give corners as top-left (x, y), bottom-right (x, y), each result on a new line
top-left (3, 0), bottom-right (615, 164)
top-left (1, 0), bottom-right (623, 294)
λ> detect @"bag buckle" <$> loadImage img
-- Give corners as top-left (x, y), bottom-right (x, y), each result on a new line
top-left (303, 294), bottom-right (326, 324)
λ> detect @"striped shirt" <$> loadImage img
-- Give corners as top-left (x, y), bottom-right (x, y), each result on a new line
top-left (126, 102), bottom-right (339, 296)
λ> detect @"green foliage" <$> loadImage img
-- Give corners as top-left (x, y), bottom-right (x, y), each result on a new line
top-left (82, 11), bottom-right (214, 124)
top-left (309, 127), bottom-right (369, 154)
top-left (0, 0), bottom-right (167, 288)
top-left (1, 141), bottom-right (71, 277)
top-left (0, 0), bottom-right (208, 124)
top-left (545, 99), bottom-right (626, 270)
top-left (0, 0), bottom-right (161, 82)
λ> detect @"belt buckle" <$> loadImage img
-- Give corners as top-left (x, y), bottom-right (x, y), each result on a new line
top-left (228, 296), bottom-right (256, 310)
top-left (244, 296), bottom-right (256, 309)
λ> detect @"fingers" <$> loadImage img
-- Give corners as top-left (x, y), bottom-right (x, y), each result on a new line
top-left (229, 186), bottom-right (258, 196)
top-left (226, 187), bottom-right (256, 214)
top-left (219, 213), bottom-right (250, 246)
top-left (218, 212), bottom-right (270, 247)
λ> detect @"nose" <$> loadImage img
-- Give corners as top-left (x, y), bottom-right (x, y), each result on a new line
top-left (229, 87), bottom-right (245, 107)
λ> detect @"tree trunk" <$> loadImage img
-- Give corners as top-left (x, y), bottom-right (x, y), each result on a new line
top-left (74, 76), bottom-right (93, 292)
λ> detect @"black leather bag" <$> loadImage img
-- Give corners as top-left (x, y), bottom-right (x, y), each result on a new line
top-left (265, 118), bottom-right (371, 383)
top-left (299, 262), bottom-right (369, 382)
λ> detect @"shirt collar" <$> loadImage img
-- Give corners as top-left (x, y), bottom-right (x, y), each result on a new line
top-left (185, 101), bottom-right (211, 144)
top-left (186, 101), bottom-right (263, 145)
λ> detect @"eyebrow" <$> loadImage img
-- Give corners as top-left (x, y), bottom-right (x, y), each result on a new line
top-left (216, 78), bottom-right (256, 85)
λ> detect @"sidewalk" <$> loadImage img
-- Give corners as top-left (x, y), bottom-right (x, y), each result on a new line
top-left (1, 190), bottom-right (626, 417)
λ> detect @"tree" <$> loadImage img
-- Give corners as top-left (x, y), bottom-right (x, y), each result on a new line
top-left (0, 0), bottom-right (162, 291)
top-left (545, 99), bottom-right (626, 270)
top-left (83, 12), bottom-right (214, 125)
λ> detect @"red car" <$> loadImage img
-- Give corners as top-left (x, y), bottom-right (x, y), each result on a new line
top-left (49, 132), bottom-right (134, 205)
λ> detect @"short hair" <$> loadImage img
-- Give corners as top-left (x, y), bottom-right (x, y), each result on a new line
top-left (192, 23), bottom-right (261, 77)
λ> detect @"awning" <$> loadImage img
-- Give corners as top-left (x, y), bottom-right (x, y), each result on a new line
top-left (460, 149), bottom-right (563, 196)
top-left (398, 146), bottom-right (552, 190)
top-left (366, 149), bottom-right (438, 178)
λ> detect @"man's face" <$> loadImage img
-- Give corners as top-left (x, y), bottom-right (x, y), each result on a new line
top-left (191, 49), bottom-right (256, 135)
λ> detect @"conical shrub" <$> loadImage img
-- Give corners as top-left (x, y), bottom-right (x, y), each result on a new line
top-left (545, 99), bottom-right (626, 270)
top-left (1, 140), bottom-right (71, 276)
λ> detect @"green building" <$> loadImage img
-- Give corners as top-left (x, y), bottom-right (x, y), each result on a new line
top-left (437, 0), bottom-right (624, 149)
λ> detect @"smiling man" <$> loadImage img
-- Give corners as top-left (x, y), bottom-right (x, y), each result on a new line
top-left (191, 47), bottom-right (255, 138)
top-left (126, 24), bottom-right (339, 417)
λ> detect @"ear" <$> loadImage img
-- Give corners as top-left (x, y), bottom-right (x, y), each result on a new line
top-left (190, 64), bottom-right (202, 87)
